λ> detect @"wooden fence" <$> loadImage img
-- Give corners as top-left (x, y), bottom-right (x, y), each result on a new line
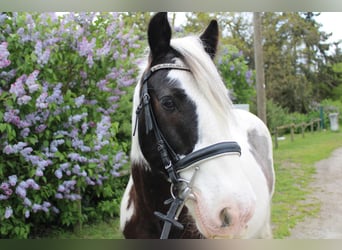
top-left (273, 118), bottom-right (321, 148)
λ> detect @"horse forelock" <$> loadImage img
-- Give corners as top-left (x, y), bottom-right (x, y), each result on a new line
top-left (170, 36), bottom-right (233, 121)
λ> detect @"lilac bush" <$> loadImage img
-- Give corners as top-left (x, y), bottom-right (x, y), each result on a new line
top-left (0, 12), bottom-right (140, 238)
top-left (217, 44), bottom-right (256, 104)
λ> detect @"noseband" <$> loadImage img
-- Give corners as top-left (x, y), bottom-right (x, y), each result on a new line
top-left (134, 63), bottom-right (241, 239)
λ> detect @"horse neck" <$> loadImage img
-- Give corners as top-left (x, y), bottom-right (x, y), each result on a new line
top-left (131, 161), bottom-right (171, 211)
top-left (129, 161), bottom-right (202, 238)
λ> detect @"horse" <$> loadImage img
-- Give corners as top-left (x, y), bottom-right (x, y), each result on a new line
top-left (120, 12), bottom-right (275, 239)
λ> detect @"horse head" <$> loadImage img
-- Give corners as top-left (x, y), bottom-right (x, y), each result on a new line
top-left (121, 12), bottom-right (274, 239)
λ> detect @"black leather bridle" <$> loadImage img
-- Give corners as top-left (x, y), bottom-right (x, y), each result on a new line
top-left (134, 63), bottom-right (242, 239)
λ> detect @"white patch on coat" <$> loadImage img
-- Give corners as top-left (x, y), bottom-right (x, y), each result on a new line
top-left (120, 176), bottom-right (135, 231)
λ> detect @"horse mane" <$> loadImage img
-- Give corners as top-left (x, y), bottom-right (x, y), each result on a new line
top-left (170, 36), bottom-right (233, 120)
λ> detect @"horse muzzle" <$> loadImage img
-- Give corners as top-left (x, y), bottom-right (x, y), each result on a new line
top-left (189, 190), bottom-right (256, 239)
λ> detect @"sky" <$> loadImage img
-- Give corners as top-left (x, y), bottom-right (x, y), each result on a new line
top-left (174, 12), bottom-right (342, 51)
top-left (315, 12), bottom-right (342, 44)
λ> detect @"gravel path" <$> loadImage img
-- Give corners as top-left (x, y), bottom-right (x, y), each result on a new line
top-left (288, 147), bottom-right (342, 239)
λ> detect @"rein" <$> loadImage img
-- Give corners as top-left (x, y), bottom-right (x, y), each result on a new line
top-left (134, 63), bottom-right (241, 239)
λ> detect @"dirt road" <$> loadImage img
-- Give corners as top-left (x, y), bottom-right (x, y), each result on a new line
top-left (288, 147), bottom-right (342, 239)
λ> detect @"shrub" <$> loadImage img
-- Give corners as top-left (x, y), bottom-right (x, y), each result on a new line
top-left (266, 99), bottom-right (321, 134)
top-left (0, 12), bottom-right (140, 238)
top-left (266, 99), bottom-right (290, 132)
top-left (217, 44), bottom-right (256, 105)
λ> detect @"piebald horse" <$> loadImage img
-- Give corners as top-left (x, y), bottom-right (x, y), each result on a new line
top-left (120, 12), bottom-right (275, 239)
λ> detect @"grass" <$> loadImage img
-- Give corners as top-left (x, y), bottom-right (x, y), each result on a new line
top-left (44, 219), bottom-right (123, 239)
top-left (45, 129), bottom-right (342, 239)
top-left (271, 129), bottom-right (342, 238)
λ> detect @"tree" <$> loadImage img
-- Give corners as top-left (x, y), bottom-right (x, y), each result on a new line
top-left (261, 12), bottom-right (333, 113)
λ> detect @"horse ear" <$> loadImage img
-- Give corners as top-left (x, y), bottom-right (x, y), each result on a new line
top-left (148, 12), bottom-right (172, 59)
top-left (200, 20), bottom-right (219, 59)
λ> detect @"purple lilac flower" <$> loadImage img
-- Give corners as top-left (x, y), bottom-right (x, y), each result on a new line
top-left (36, 92), bottom-right (48, 109)
top-left (35, 168), bottom-right (43, 177)
top-left (4, 109), bottom-right (21, 127)
top-left (72, 164), bottom-right (81, 174)
top-left (65, 194), bottom-right (81, 201)
top-left (20, 147), bottom-right (33, 157)
top-left (85, 177), bottom-right (95, 185)
top-left (60, 162), bottom-right (70, 170)
top-left (68, 153), bottom-right (87, 163)
top-left (68, 113), bottom-right (88, 124)
top-left (32, 204), bottom-right (42, 213)
top-left (55, 169), bottom-right (63, 179)
top-left (0, 13), bottom-right (7, 24)
top-left (0, 42), bottom-right (11, 68)
top-left (26, 155), bottom-right (40, 165)
top-left (86, 53), bottom-right (94, 67)
top-left (46, 83), bottom-right (63, 104)
top-left (4, 206), bottom-right (13, 219)
top-left (81, 122), bottom-right (88, 134)
top-left (1, 182), bottom-right (10, 191)
top-left (8, 175), bottom-right (17, 186)
top-left (17, 95), bottom-right (32, 105)
top-left (3, 145), bottom-right (14, 154)
top-left (35, 40), bottom-right (43, 56)
top-left (26, 178), bottom-right (40, 190)
top-left (20, 128), bottom-right (30, 138)
top-left (16, 185), bottom-right (27, 198)
top-left (42, 201), bottom-right (51, 212)
top-left (80, 71), bottom-right (87, 79)
top-left (113, 51), bottom-right (119, 60)
top-left (0, 194), bottom-right (8, 200)
top-left (96, 115), bottom-right (111, 142)
top-left (96, 41), bottom-right (111, 57)
top-left (55, 193), bottom-right (63, 199)
top-left (74, 95), bottom-right (85, 108)
top-left (38, 48), bottom-right (50, 65)
top-left (10, 75), bottom-right (26, 97)
top-left (110, 169), bottom-right (120, 177)
top-left (25, 210), bottom-right (30, 218)
top-left (23, 197), bottom-right (32, 207)
top-left (0, 69), bottom-right (16, 82)
top-left (35, 124), bottom-right (47, 133)
top-left (230, 65), bottom-right (235, 71)
top-left (26, 13), bottom-right (35, 32)
top-left (245, 70), bottom-right (253, 85)
top-left (24, 113), bottom-right (37, 126)
top-left (25, 70), bottom-right (40, 93)
top-left (72, 138), bottom-right (91, 152)
top-left (106, 22), bottom-right (117, 36)
top-left (118, 76), bottom-right (134, 87)
top-left (96, 79), bottom-right (110, 92)
top-left (106, 71), bottom-right (119, 80)
top-left (4, 142), bottom-right (28, 154)
top-left (78, 37), bottom-right (96, 57)
top-left (50, 139), bottom-right (64, 153)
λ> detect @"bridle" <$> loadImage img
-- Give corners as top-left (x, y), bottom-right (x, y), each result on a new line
top-left (134, 63), bottom-right (242, 239)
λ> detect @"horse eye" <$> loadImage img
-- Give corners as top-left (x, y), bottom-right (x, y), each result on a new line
top-left (161, 96), bottom-right (176, 111)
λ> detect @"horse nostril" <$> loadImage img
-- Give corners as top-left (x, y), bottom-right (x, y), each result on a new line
top-left (219, 208), bottom-right (231, 228)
